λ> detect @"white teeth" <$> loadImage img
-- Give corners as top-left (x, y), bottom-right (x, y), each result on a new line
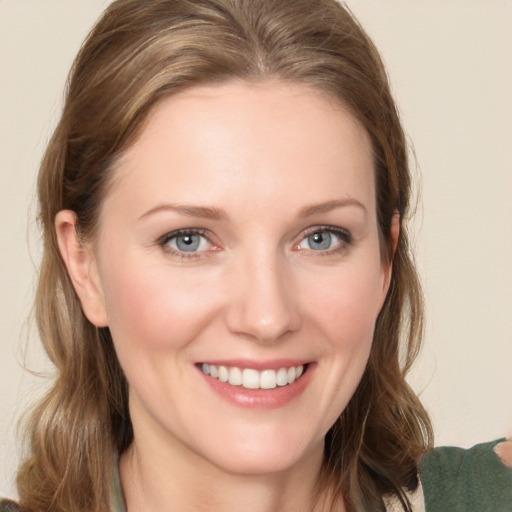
top-left (228, 367), bottom-right (243, 386)
top-left (201, 364), bottom-right (305, 390)
top-left (276, 367), bottom-right (288, 386)
top-left (242, 369), bottom-right (259, 389)
top-left (260, 369), bottom-right (277, 389)
top-left (218, 365), bottom-right (229, 383)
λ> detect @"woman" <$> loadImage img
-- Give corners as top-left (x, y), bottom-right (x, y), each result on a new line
top-left (1, 1), bottom-right (510, 511)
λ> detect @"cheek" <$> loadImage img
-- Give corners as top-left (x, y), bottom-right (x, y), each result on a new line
top-left (300, 259), bottom-right (385, 347)
top-left (99, 257), bottom-right (222, 356)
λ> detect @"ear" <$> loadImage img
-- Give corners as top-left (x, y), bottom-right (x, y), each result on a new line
top-left (380, 212), bottom-right (400, 304)
top-left (55, 210), bottom-right (109, 327)
top-left (389, 211), bottom-right (400, 257)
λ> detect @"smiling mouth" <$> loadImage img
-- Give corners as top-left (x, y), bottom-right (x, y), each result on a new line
top-left (200, 363), bottom-right (306, 390)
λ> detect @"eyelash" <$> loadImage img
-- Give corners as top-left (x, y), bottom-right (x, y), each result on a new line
top-left (157, 225), bottom-right (353, 259)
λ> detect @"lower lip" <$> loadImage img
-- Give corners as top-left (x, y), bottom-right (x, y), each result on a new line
top-left (198, 364), bottom-right (315, 410)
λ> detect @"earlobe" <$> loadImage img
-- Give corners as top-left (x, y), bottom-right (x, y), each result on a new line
top-left (55, 210), bottom-right (109, 327)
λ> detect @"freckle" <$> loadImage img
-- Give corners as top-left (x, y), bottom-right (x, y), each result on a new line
top-left (493, 439), bottom-right (512, 468)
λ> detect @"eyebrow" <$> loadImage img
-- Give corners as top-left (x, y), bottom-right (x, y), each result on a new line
top-left (138, 204), bottom-right (229, 222)
top-left (138, 198), bottom-right (367, 222)
top-left (298, 199), bottom-right (367, 219)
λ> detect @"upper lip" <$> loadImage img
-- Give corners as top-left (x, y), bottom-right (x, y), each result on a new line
top-left (197, 359), bottom-right (311, 371)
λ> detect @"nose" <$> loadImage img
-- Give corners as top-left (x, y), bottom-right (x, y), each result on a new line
top-left (224, 251), bottom-right (301, 344)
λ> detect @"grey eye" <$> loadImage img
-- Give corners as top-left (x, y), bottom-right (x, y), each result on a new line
top-left (175, 234), bottom-right (201, 252)
top-left (163, 231), bottom-right (211, 253)
top-left (307, 231), bottom-right (332, 250)
top-left (297, 227), bottom-right (351, 253)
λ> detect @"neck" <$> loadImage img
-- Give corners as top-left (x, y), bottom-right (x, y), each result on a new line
top-left (120, 434), bottom-right (341, 512)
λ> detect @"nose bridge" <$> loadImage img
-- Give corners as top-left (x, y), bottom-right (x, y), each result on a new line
top-left (226, 246), bottom-right (299, 343)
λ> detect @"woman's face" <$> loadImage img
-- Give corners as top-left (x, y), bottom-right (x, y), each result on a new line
top-left (81, 82), bottom-right (393, 475)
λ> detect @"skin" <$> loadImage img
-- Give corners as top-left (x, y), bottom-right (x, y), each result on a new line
top-left (57, 81), bottom-right (397, 512)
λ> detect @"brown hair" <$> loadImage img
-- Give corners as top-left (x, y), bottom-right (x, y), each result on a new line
top-left (18, 1), bottom-right (432, 510)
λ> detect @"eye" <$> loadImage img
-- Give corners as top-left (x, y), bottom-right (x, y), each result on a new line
top-left (296, 227), bottom-right (351, 253)
top-left (160, 229), bottom-right (213, 255)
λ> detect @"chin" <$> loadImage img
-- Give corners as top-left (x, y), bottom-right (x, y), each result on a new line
top-left (193, 428), bottom-right (324, 477)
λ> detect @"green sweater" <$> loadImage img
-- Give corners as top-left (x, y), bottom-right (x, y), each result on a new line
top-left (418, 438), bottom-right (512, 511)
top-left (2, 439), bottom-right (511, 511)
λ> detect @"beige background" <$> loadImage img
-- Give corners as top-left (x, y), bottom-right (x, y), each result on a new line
top-left (1, 0), bottom-right (511, 499)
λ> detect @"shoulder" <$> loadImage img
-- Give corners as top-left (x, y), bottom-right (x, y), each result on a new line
top-left (0, 499), bottom-right (20, 512)
top-left (419, 438), bottom-right (512, 512)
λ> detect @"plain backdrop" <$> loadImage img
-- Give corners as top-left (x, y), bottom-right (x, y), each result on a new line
top-left (1, 0), bottom-right (511, 499)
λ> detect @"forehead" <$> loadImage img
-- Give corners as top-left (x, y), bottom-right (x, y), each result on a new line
top-left (105, 80), bottom-right (376, 220)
